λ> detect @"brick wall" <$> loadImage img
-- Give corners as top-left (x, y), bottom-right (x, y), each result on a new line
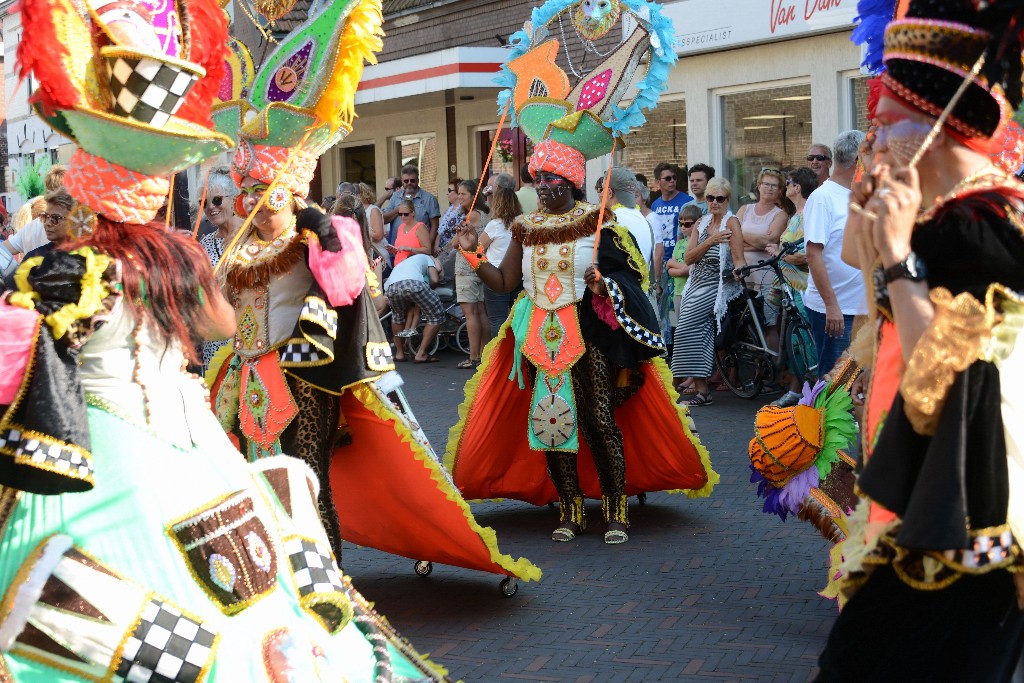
top-left (620, 99), bottom-right (689, 181)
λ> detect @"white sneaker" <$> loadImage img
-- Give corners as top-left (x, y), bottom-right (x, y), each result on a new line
top-left (771, 390), bottom-right (802, 407)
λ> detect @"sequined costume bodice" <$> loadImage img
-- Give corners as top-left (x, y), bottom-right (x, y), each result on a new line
top-left (226, 229), bottom-right (312, 358)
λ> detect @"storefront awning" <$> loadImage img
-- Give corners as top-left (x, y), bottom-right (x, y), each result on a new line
top-left (355, 46), bottom-right (506, 105)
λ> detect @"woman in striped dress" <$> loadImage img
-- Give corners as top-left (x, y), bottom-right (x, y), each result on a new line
top-left (671, 177), bottom-right (746, 406)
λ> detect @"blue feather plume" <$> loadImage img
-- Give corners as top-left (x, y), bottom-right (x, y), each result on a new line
top-left (851, 0), bottom-right (897, 75)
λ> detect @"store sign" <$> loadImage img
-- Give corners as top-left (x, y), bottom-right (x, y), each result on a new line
top-left (664, 0), bottom-right (858, 56)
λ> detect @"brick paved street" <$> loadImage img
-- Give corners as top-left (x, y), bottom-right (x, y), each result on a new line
top-left (344, 351), bottom-right (837, 682)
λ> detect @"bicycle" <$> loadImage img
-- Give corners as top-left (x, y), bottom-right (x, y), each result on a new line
top-left (715, 240), bottom-right (817, 399)
top-left (380, 284), bottom-right (470, 357)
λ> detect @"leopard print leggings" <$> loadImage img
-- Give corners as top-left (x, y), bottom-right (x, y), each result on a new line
top-left (281, 377), bottom-right (343, 562)
top-left (545, 346), bottom-right (644, 528)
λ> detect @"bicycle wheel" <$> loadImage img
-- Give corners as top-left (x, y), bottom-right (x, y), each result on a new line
top-left (455, 321), bottom-right (470, 355)
top-left (715, 347), bottom-right (767, 399)
top-left (785, 319), bottom-right (818, 385)
top-left (409, 326), bottom-right (440, 357)
top-left (716, 313), bottom-right (772, 399)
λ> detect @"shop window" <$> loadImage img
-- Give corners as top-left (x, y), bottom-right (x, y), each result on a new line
top-left (392, 135), bottom-right (437, 194)
top-left (340, 144), bottom-right (376, 185)
top-left (720, 83), bottom-right (812, 206)
top-left (620, 98), bottom-right (687, 181)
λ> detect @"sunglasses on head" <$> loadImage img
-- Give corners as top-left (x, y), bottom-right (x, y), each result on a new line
top-left (706, 195), bottom-right (729, 204)
top-left (806, 154), bottom-right (831, 162)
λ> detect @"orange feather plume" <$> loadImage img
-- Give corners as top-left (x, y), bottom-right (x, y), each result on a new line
top-left (13, 0), bottom-right (85, 113)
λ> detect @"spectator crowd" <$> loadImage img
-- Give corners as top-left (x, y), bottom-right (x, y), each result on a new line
top-left (0, 132), bottom-right (869, 397)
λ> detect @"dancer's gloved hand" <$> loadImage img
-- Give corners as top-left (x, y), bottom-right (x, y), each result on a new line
top-left (297, 207), bottom-right (342, 252)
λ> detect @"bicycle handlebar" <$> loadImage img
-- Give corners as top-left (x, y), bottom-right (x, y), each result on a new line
top-left (723, 239), bottom-right (804, 280)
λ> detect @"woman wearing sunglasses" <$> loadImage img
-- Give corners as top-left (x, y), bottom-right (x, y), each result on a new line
top-left (672, 177), bottom-right (747, 407)
top-left (198, 170), bottom-right (242, 370)
top-left (387, 199), bottom-right (431, 267)
top-left (735, 168), bottom-right (788, 361)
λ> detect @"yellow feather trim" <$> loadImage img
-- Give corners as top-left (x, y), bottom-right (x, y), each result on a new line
top-left (607, 222), bottom-right (650, 293)
top-left (351, 383), bottom-right (542, 583)
top-left (443, 301), bottom-right (719, 499)
top-left (311, 0), bottom-right (384, 134)
top-left (649, 355), bottom-right (719, 498)
top-left (204, 342), bottom-right (236, 387)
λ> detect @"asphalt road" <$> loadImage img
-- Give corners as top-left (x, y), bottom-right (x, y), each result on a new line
top-left (343, 348), bottom-right (837, 682)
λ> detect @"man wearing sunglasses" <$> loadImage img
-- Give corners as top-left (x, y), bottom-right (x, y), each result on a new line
top-left (381, 164), bottom-right (441, 248)
top-left (806, 143), bottom-right (833, 186)
top-left (651, 162), bottom-right (693, 271)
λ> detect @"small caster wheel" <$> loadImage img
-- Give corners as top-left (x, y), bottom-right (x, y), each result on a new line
top-left (499, 577), bottom-right (519, 598)
top-left (638, 492), bottom-right (647, 506)
top-left (414, 560), bottom-right (433, 577)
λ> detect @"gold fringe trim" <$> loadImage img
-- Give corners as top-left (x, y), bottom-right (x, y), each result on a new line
top-left (900, 287), bottom-right (991, 436)
top-left (224, 233), bottom-right (306, 291)
top-left (510, 207), bottom-right (600, 247)
top-left (351, 383), bottom-right (542, 583)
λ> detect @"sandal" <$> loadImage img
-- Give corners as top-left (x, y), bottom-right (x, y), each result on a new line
top-left (604, 529), bottom-right (629, 545)
top-left (414, 355), bottom-right (439, 364)
top-left (457, 358), bottom-right (480, 369)
top-left (683, 392), bottom-right (713, 407)
top-left (551, 525), bottom-right (580, 542)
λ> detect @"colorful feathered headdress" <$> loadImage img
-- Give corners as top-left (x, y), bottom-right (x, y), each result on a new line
top-left (211, 0), bottom-right (384, 199)
top-left (15, 0), bottom-right (234, 224)
top-left (748, 370), bottom-right (860, 543)
top-left (496, 0), bottom-right (676, 186)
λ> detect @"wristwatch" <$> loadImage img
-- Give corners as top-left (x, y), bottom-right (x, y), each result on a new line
top-left (883, 251), bottom-right (927, 284)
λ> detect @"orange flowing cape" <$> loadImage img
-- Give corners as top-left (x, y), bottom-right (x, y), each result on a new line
top-left (209, 355), bottom-right (540, 582)
top-left (444, 324), bottom-right (718, 504)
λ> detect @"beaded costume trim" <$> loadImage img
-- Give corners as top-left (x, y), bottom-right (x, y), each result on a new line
top-left (511, 202), bottom-right (600, 246)
top-left (223, 230), bottom-right (306, 291)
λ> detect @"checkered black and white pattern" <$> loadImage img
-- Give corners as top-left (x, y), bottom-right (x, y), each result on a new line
top-left (108, 55), bottom-right (196, 128)
top-left (278, 342), bottom-right (327, 365)
top-left (116, 598), bottom-right (217, 683)
top-left (1, 427), bottom-right (94, 482)
top-left (606, 279), bottom-right (665, 350)
top-left (366, 342), bottom-right (394, 371)
top-left (285, 537), bottom-right (344, 597)
top-left (300, 298), bottom-right (338, 339)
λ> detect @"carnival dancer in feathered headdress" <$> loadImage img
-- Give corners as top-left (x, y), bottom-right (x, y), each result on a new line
top-left (207, 0), bottom-right (540, 591)
top-left (814, 1), bottom-right (1024, 679)
top-left (0, 0), bottom-right (448, 678)
top-left (445, 0), bottom-right (718, 546)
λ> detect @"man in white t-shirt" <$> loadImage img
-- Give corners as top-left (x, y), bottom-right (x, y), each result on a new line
top-left (803, 130), bottom-right (867, 376)
top-left (383, 254), bottom-right (442, 362)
